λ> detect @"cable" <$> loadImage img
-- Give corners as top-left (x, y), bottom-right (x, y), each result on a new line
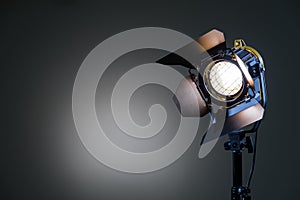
top-left (246, 67), bottom-right (266, 188)
top-left (246, 129), bottom-right (258, 188)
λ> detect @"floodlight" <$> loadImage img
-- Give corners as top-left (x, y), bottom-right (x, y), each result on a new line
top-left (157, 29), bottom-right (267, 200)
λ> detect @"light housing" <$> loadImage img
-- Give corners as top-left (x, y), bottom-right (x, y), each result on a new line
top-left (157, 29), bottom-right (266, 141)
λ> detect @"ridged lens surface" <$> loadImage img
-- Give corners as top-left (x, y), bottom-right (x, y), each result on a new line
top-left (209, 61), bottom-right (243, 96)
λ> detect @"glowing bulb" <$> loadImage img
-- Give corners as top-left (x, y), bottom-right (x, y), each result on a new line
top-left (209, 61), bottom-right (243, 96)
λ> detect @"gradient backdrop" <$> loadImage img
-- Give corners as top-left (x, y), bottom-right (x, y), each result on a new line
top-left (2, 0), bottom-right (299, 199)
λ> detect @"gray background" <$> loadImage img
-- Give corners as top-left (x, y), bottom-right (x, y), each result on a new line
top-left (2, 0), bottom-right (299, 199)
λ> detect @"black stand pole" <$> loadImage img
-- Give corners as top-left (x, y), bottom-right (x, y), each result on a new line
top-left (224, 132), bottom-right (253, 200)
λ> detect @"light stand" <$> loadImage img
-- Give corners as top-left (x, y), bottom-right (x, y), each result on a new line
top-left (224, 132), bottom-right (253, 200)
top-left (157, 29), bottom-right (267, 199)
